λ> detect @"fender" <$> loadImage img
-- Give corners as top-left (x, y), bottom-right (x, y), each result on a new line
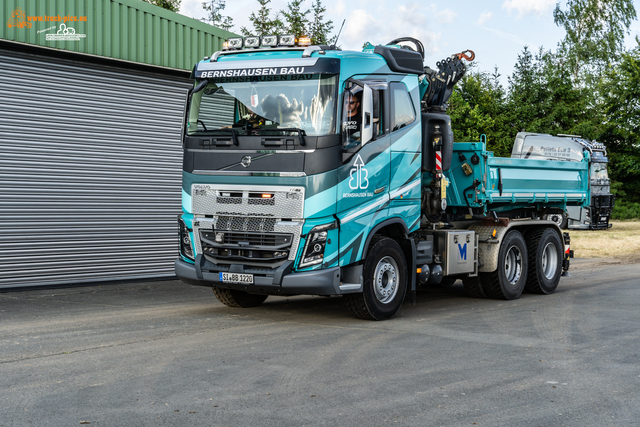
top-left (360, 217), bottom-right (416, 292)
top-left (468, 219), bottom-right (563, 273)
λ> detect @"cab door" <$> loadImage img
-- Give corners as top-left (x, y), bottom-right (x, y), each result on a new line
top-left (336, 80), bottom-right (391, 265)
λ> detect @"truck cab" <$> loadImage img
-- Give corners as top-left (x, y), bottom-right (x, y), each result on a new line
top-left (176, 39), bottom-right (428, 318)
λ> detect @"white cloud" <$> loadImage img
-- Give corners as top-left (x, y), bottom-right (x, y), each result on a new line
top-left (481, 26), bottom-right (530, 46)
top-left (339, 3), bottom-right (449, 55)
top-left (478, 11), bottom-right (492, 25)
top-left (502, 0), bottom-right (555, 18)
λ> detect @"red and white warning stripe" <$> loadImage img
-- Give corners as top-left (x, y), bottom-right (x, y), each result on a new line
top-left (435, 151), bottom-right (442, 171)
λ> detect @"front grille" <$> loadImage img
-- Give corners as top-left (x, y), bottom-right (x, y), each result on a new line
top-left (248, 198), bottom-right (275, 206)
top-left (200, 230), bottom-right (292, 264)
top-left (190, 185), bottom-right (304, 266)
top-left (217, 197), bottom-right (242, 204)
top-left (215, 216), bottom-right (276, 232)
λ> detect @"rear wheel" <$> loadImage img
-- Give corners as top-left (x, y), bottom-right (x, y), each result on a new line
top-left (345, 237), bottom-right (408, 320)
top-left (462, 275), bottom-right (486, 298)
top-left (212, 288), bottom-right (268, 308)
top-left (525, 228), bottom-right (563, 294)
top-left (482, 230), bottom-right (528, 300)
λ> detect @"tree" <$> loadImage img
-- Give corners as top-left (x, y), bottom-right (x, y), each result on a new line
top-left (505, 46), bottom-right (547, 136)
top-left (141, 0), bottom-right (181, 12)
top-left (201, 0), bottom-right (234, 31)
top-left (308, 0), bottom-right (334, 45)
top-left (241, 0), bottom-right (334, 40)
top-left (241, 0), bottom-right (284, 37)
top-left (553, 0), bottom-right (637, 81)
top-left (599, 43), bottom-right (640, 205)
top-left (281, 0), bottom-right (309, 39)
top-left (449, 65), bottom-right (512, 157)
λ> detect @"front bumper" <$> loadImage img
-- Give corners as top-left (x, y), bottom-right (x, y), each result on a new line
top-left (175, 256), bottom-right (344, 296)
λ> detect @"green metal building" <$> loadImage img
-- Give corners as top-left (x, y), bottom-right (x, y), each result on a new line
top-left (0, 0), bottom-right (233, 288)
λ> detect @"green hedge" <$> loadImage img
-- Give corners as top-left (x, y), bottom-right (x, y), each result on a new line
top-left (612, 201), bottom-right (640, 220)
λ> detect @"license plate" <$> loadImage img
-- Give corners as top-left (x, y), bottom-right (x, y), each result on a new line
top-left (219, 272), bottom-right (254, 284)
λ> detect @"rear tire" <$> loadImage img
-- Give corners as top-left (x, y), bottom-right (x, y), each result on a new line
top-left (212, 288), bottom-right (268, 308)
top-left (344, 237), bottom-right (408, 320)
top-left (525, 228), bottom-right (563, 294)
top-left (482, 230), bottom-right (528, 300)
top-left (462, 275), bottom-right (486, 298)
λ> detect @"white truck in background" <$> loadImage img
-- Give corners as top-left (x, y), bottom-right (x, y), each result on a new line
top-left (511, 132), bottom-right (614, 229)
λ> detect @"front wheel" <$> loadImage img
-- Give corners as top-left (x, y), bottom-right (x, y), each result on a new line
top-left (212, 288), bottom-right (268, 308)
top-left (344, 237), bottom-right (408, 320)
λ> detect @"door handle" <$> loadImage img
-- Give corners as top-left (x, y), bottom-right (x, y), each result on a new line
top-left (374, 186), bottom-right (386, 194)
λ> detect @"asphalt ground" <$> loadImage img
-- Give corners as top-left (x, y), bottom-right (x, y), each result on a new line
top-left (1, 258), bottom-right (640, 427)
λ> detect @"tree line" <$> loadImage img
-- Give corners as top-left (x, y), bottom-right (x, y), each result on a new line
top-left (449, 0), bottom-right (639, 219)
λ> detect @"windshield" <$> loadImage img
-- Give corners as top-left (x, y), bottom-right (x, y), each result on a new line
top-left (187, 74), bottom-right (338, 137)
top-left (591, 162), bottom-right (609, 180)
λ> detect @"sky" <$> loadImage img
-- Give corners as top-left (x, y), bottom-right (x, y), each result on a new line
top-left (178, 0), bottom-right (640, 88)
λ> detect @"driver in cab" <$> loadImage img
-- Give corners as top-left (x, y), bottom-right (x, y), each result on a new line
top-left (342, 90), bottom-right (362, 149)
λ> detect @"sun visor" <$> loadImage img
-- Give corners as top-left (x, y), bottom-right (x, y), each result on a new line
top-left (374, 46), bottom-right (424, 74)
top-left (194, 57), bottom-right (340, 79)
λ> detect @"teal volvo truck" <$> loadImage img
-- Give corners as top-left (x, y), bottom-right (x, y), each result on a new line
top-left (175, 36), bottom-right (588, 320)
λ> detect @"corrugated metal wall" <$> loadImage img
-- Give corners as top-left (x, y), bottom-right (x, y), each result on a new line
top-left (2, 0), bottom-right (234, 72)
top-left (0, 48), bottom-right (192, 288)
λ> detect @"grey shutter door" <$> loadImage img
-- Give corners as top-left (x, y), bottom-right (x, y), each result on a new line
top-left (0, 48), bottom-right (192, 288)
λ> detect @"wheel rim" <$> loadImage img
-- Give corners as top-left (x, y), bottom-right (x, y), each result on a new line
top-left (541, 242), bottom-right (558, 279)
top-left (548, 214), bottom-right (564, 227)
top-left (374, 256), bottom-right (399, 304)
top-left (504, 245), bottom-right (522, 286)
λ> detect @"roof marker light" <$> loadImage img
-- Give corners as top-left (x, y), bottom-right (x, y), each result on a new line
top-left (298, 35), bottom-right (311, 46)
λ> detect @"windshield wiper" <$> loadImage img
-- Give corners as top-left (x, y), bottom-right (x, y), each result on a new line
top-left (255, 128), bottom-right (306, 146)
top-left (204, 128), bottom-right (239, 146)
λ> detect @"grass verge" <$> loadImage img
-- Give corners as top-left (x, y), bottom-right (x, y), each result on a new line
top-left (569, 220), bottom-right (640, 262)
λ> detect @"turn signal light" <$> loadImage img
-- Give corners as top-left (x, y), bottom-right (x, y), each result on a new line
top-left (297, 36), bottom-right (311, 46)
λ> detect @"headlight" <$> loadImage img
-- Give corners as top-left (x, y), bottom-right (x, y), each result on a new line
top-left (261, 35), bottom-right (278, 47)
top-left (298, 221), bottom-right (337, 269)
top-left (279, 34), bottom-right (295, 46)
top-left (178, 217), bottom-right (194, 261)
top-left (244, 36), bottom-right (260, 48)
top-left (227, 37), bottom-right (243, 50)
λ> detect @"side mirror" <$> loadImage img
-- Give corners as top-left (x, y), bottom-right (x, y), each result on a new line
top-left (361, 84), bottom-right (373, 145)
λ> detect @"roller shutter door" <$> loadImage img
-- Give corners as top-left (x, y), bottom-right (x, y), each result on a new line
top-left (0, 48), bottom-right (193, 288)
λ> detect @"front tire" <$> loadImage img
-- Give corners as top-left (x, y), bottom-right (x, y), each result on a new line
top-left (345, 237), bottom-right (408, 320)
top-left (525, 228), bottom-right (563, 294)
top-left (212, 288), bottom-right (268, 308)
top-left (482, 230), bottom-right (528, 300)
